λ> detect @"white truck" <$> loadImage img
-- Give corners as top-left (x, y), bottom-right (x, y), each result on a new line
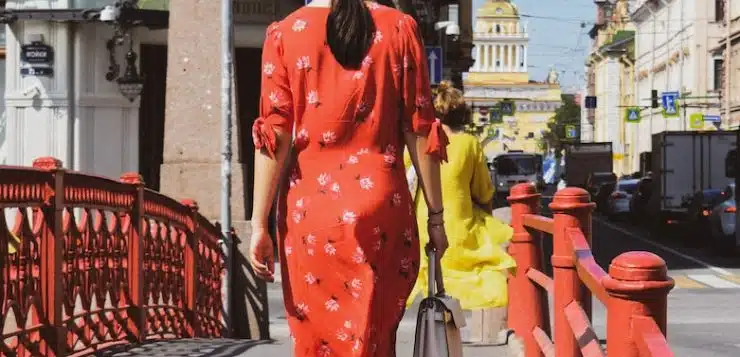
top-left (648, 131), bottom-right (737, 236)
top-left (490, 151), bottom-right (544, 207)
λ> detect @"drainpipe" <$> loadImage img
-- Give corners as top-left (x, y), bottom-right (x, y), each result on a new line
top-left (726, 0), bottom-right (732, 128)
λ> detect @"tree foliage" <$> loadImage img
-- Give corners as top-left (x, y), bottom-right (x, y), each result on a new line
top-left (539, 94), bottom-right (581, 156)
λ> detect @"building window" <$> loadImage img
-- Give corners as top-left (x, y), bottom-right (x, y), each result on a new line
top-left (716, 0), bottom-right (725, 22)
top-left (495, 25), bottom-right (501, 33)
top-left (496, 60), bottom-right (501, 67)
top-left (714, 58), bottom-right (724, 91)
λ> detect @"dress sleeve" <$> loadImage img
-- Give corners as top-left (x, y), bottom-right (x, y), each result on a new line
top-left (252, 22), bottom-right (294, 158)
top-left (399, 15), bottom-right (449, 162)
top-left (471, 140), bottom-right (495, 205)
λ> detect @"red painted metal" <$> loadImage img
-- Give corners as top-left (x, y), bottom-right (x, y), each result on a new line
top-left (604, 252), bottom-right (674, 357)
top-left (506, 183), bottom-right (675, 357)
top-left (507, 184), bottom-right (550, 357)
top-left (522, 214), bottom-right (555, 235)
top-left (550, 187), bottom-right (595, 357)
top-left (0, 157), bottom-right (225, 356)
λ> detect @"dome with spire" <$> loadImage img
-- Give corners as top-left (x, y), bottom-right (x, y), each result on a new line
top-left (477, 0), bottom-right (520, 18)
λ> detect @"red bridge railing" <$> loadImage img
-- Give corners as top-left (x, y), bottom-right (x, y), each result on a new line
top-left (507, 184), bottom-right (676, 357)
top-left (0, 157), bottom-right (225, 356)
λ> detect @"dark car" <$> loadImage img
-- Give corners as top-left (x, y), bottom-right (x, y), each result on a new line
top-left (629, 176), bottom-right (653, 225)
top-left (685, 188), bottom-right (727, 245)
top-left (586, 172), bottom-right (617, 200)
top-left (594, 182), bottom-right (616, 213)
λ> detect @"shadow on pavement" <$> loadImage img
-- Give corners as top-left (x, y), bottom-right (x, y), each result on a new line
top-left (94, 338), bottom-right (270, 357)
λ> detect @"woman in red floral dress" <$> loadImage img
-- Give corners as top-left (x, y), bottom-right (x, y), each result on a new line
top-left (248, 1), bottom-right (449, 356)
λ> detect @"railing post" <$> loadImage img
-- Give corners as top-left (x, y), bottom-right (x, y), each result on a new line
top-left (604, 252), bottom-right (675, 357)
top-left (182, 199), bottom-right (200, 337)
top-left (550, 187), bottom-right (595, 357)
top-left (120, 173), bottom-right (146, 342)
top-left (507, 183), bottom-right (548, 357)
top-left (33, 157), bottom-right (66, 356)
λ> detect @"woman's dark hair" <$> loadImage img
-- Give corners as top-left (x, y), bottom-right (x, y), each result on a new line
top-left (433, 81), bottom-right (472, 130)
top-left (327, 0), bottom-right (376, 69)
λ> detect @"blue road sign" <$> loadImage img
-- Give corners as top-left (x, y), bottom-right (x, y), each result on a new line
top-left (425, 46), bottom-right (443, 85)
top-left (661, 91), bottom-right (679, 117)
top-left (704, 115), bottom-right (721, 123)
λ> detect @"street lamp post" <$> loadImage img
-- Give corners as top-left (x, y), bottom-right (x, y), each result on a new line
top-left (220, 0), bottom-right (234, 336)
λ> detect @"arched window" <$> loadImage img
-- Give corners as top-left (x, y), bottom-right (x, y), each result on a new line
top-left (495, 25), bottom-right (501, 33)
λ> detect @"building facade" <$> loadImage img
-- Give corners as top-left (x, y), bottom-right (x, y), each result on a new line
top-left (464, 0), bottom-right (562, 157)
top-left (713, 0), bottom-right (740, 129)
top-left (630, 0), bottom-right (723, 171)
top-left (586, 0), bottom-right (635, 176)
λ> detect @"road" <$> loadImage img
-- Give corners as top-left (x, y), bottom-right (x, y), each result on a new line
top-left (589, 214), bottom-right (740, 356)
top-left (535, 192), bottom-right (740, 357)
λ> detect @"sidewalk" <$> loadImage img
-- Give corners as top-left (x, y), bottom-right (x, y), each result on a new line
top-left (242, 277), bottom-right (517, 357)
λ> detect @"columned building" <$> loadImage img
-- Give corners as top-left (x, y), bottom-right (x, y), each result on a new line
top-left (464, 0), bottom-right (562, 157)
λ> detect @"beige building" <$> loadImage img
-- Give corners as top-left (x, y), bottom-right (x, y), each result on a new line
top-left (585, 0), bottom-right (635, 176)
top-left (630, 0), bottom-right (723, 171)
top-left (464, 0), bottom-right (562, 157)
top-left (714, 0), bottom-right (740, 129)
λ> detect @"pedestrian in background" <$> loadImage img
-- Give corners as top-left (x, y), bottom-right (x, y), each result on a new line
top-left (247, 0), bottom-right (449, 356)
top-left (405, 81), bottom-right (516, 310)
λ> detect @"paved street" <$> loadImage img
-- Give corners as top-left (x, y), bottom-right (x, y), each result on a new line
top-left (536, 192), bottom-right (740, 357)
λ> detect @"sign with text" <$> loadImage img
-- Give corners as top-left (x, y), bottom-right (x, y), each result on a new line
top-left (21, 43), bottom-right (54, 64)
top-left (704, 115), bottom-right (721, 123)
top-left (565, 125), bottom-right (577, 139)
top-left (425, 46), bottom-right (443, 85)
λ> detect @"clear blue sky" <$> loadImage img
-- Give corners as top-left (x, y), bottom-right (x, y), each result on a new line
top-left (471, 0), bottom-right (594, 92)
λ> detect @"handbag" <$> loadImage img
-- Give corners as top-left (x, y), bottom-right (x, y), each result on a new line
top-left (413, 250), bottom-right (466, 357)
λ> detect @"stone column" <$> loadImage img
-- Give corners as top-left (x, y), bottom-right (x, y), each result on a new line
top-left (160, 0), bottom-right (269, 340)
top-left (475, 44), bottom-right (482, 71)
top-left (509, 44), bottom-right (515, 72)
top-left (516, 44), bottom-right (521, 72)
top-left (485, 44), bottom-right (492, 71)
top-left (523, 45), bottom-right (528, 71)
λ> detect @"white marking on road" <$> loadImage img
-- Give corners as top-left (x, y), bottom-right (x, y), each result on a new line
top-left (595, 218), bottom-right (734, 276)
top-left (686, 274), bottom-right (740, 289)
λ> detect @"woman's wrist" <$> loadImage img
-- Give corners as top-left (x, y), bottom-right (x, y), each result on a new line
top-left (251, 219), bottom-right (269, 231)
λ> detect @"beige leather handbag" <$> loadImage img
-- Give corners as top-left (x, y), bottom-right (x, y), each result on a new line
top-left (413, 250), bottom-right (466, 357)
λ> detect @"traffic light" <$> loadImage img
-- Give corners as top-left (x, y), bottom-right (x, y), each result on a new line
top-left (651, 89), bottom-right (659, 108)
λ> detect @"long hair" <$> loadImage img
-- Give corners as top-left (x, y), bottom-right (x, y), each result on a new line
top-left (327, 0), bottom-right (377, 69)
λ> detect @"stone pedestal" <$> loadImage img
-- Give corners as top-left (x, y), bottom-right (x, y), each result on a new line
top-left (161, 0), bottom-right (268, 340)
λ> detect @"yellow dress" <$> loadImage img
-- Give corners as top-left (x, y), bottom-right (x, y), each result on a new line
top-left (405, 132), bottom-right (516, 310)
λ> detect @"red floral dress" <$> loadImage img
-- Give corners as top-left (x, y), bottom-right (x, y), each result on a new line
top-left (252, 5), bottom-right (448, 357)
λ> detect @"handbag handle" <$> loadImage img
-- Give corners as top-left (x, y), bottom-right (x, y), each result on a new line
top-left (427, 249), bottom-right (446, 297)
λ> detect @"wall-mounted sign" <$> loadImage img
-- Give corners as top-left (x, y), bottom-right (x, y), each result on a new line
top-left (21, 42), bottom-right (54, 64)
top-left (20, 67), bottom-right (53, 76)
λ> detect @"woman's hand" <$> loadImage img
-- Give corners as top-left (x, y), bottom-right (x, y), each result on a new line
top-left (249, 227), bottom-right (275, 282)
top-left (426, 211), bottom-right (449, 257)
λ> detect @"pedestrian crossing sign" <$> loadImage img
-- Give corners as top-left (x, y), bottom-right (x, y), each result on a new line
top-left (689, 113), bottom-right (704, 129)
top-left (625, 107), bottom-right (641, 123)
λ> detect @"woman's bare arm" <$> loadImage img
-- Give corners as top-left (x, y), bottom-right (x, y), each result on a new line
top-left (251, 130), bottom-right (292, 229)
top-left (405, 133), bottom-right (444, 213)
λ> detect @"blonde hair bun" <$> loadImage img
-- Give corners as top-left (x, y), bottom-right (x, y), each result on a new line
top-left (433, 80), bottom-right (470, 129)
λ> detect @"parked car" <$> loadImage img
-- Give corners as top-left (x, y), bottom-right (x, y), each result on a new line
top-left (709, 183), bottom-right (737, 253)
top-left (629, 176), bottom-right (653, 225)
top-left (607, 179), bottom-right (639, 219)
top-left (685, 188), bottom-right (726, 245)
top-left (586, 172), bottom-right (617, 199)
top-left (593, 182), bottom-right (616, 213)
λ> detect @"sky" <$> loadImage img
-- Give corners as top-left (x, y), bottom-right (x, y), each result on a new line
top-left (471, 0), bottom-right (595, 92)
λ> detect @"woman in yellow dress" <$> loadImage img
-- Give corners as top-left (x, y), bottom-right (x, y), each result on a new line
top-left (405, 81), bottom-right (516, 310)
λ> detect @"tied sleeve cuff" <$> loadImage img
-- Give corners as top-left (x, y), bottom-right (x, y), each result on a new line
top-left (424, 119), bottom-right (449, 162)
top-left (252, 117), bottom-right (278, 157)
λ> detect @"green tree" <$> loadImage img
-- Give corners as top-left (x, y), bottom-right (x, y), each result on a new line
top-left (539, 94), bottom-right (581, 156)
